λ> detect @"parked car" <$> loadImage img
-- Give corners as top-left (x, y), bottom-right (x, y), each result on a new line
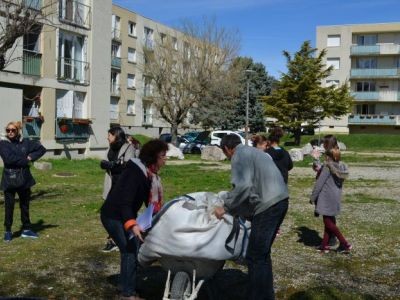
top-left (159, 133), bottom-right (184, 146)
top-left (210, 130), bottom-right (252, 147)
top-left (181, 131), bottom-right (201, 143)
top-left (181, 131), bottom-right (210, 154)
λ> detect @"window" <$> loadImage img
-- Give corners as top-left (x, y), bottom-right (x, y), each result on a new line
top-left (327, 58), bottom-right (340, 70)
top-left (356, 81), bottom-right (376, 92)
top-left (24, 25), bottom-right (41, 52)
top-left (143, 103), bottom-right (153, 125)
top-left (326, 80), bottom-right (340, 87)
top-left (172, 37), bottom-right (178, 50)
top-left (110, 72), bottom-right (120, 95)
top-left (327, 35), bottom-right (340, 47)
top-left (111, 43), bottom-right (121, 58)
top-left (127, 74), bottom-right (135, 89)
top-left (128, 48), bottom-right (136, 63)
top-left (357, 34), bottom-right (377, 46)
top-left (143, 76), bottom-right (153, 96)
top-left (356, 57), bottom-right (377, 69)
top-left (127, 100), bottom-right (135, 115)
top-left (110, 97), bottom-right (119, 120)
top-left (144, 27), bottom-right (154, 49)
top-left (160, 33), bottom-right (166, 44)
top-left (58, 30), bottom-right (87, 83)
top-left (111, 15), bottom-right (121, 39)
top-left (56, 90), bottom-right (87, 118)
top-left (356, 104), bottom-right (375, 115)
top-left (128, 21), bottom-right (136, 37)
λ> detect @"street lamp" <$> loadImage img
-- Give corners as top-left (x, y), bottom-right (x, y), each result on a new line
top-left (314, 106), bottom-right (324, 145)
top-left (245, 69), bottom-right (256, 145)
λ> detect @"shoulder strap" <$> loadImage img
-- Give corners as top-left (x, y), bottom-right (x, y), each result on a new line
top-left (118, 143), bottom-right (132, 161)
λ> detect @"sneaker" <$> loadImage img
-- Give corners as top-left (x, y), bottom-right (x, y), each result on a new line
top-left (102, 240), bottom-right (118, 252)
top-left (328, 236), bottom-right (337, 247)
top-left (316, 245), bottom-right (330, 253)
top-left (21, 229), bottom-right (38, 239)
top-left (337, 243), bottom-right (352, 254)
top-left (4, 231), bottom-right (12, 242)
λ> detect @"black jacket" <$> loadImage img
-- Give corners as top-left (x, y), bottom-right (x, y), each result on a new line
top-left (101, 160), bottom-right (151, 225)
top-left (266, 146), bottom-right (293, 184)
top-left (0, 137), bottom-right (46, 191)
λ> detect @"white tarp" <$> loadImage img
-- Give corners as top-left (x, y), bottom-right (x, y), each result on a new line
top-left (138, 192), bottom-right (250, 266)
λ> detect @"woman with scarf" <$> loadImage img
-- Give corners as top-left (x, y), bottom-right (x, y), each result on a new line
top-left (310, 136), bottom-right (352, 254)
top-left (101, 127), bottom-right (136, 252)
top-left (0, 121), bottom-right (46, 242)
top-left (100, 139), bottom-right (168, 300)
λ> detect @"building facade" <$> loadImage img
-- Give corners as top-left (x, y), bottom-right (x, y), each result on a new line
top-left (317, 23), bottom-right (400, 134)
top-left (0, 1), bottom-right (188, 159)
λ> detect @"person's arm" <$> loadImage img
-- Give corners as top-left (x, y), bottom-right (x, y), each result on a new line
top-left (0, 141), bottom-right (30, 167)
top-left (310, 167), bottom-right (330, 203)
top-left (224, 149), bottom-right (255, 215)
top-left (286, 150), bottom-right (293, 171)
top-left (27, 140), bottom-right (46, 161)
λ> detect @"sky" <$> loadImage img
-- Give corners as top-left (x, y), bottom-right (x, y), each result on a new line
top-left (113, 0), bottom-right (400, 78)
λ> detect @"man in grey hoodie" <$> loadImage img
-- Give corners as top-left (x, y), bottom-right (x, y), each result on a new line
top-left (215, 134), bottom-right (289, 300)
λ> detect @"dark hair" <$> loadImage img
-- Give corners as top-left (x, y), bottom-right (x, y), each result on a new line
top-left (221, 134), bottom-right (242, 150)
top-left (139, 139), bottom-right (168, 167)
top-left (268, 127), bottom-right (284, 144)
top-left (323, 135), bottom-right (338, 152)
top-left (252, 134), bottom-right (267, 147)
top-left (108, 126), bottom-right (126, 145)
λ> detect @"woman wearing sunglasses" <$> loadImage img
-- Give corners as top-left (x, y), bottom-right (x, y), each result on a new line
top-left (0, 121), bottom-right (46, 242)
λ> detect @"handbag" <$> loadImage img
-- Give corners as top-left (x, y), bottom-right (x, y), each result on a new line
top-left (3, 168), bottom-right (25, 189)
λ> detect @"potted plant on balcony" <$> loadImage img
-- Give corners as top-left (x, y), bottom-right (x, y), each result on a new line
top-left (58, 118), bottom-right (70, 134)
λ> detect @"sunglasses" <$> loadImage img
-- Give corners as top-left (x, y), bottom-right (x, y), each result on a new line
top-left (6, 128), bottom-right (17, 133)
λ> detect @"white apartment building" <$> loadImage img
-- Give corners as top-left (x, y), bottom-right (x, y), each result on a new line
top-left (317, 23), bottom-right (400, 134)
top-left (0, 1), bottom-right (190, 158)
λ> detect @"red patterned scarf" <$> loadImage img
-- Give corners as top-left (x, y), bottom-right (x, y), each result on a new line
top-left (147, 165), bottom-right (163, 214)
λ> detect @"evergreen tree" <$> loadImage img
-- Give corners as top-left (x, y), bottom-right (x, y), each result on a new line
top-left (263, 41), bottom-right (353, 145)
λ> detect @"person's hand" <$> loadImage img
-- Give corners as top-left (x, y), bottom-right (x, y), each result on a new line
top-left (100, 160), bottom-right (115, 170)
top-left (214, 206), bottom-right (226, 219)
top-left (132, 224), bottom-right (144, 242)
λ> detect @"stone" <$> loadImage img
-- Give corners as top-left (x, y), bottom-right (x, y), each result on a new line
top-left (201, 146), bottom-right (226, 161)
top-left (289, 148), bottom-right (304, 162)
top-left (338, 141), bottom-right (347, 151)
top-left (166, 143), bottom-right (184, 160)
top-left (301, 143), bottom-right (313, 155)
top-left (34, 161), bottom-right (52, 170)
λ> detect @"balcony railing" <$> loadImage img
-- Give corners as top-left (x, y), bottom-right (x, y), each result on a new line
top-left (23, 50), bottom-right (41, 76)
top-left (112, 28), bottom-right (121, 40)
top-left (350, 68), bottom-right (400, 79)
top-left (55, 117), bottom-right (90, 141)
top-left (351, 92), bottom-right (379, 100)
top-left (57, 57), bottom-right (90, 85)
top-left (352, 91), bottom-right (400, 101)
top-left (348, 114), bottom-right (400, 125)
top-left (351, 44), bottom-right (400, 56)
top-left (22, 0), bottom-right (42, 10)
top-left (111, 56), bottom-right (121, 69)
top-left (22, 117), bottom-right (42, 140)
top-left (110, 84), bottom-right (120, 96)
top-left (59, 0), bottom-right (91, 28)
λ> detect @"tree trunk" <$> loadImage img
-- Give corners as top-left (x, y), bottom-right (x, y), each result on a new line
top-left (294, 127), bottom-right (302, 146)
top-left (170, 124), bottom-right (179, 146)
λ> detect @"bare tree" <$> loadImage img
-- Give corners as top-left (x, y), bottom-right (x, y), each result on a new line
top-left (142, 18), bottom-right (241, 143)
top-left (0, 0), bottom-right (55, 70)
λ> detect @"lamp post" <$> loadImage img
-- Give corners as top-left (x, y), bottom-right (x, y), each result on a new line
top-left (314, 106), bottom-right (324, 146)
top-left (245, 69), bottom-right (256, 145)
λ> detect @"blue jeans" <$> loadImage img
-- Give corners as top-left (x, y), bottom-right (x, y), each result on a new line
top-left (246, 199), bottom-right (289, 300)
top-left (101, 213), bottom-right (139, 297)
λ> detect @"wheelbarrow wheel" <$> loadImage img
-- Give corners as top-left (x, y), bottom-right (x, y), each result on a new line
top-left (171, 271), bottom-right (191, 300)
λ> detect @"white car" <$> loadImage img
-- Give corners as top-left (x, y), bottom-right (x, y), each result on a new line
top-left (210, 130), bottom-right (252, 147)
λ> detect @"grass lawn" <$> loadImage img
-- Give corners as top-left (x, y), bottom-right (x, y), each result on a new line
top-left (0, 156), bottom-right (399, 299)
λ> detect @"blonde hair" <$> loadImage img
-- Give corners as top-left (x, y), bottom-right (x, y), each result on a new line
top-left (5, 121), bottom-right (22, 135)
top-left (326, 147), bottom-right (341, 162)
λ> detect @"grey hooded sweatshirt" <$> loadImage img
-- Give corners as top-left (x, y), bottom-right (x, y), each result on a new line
top-left (223, 145), bottom-right (289, 220)
top-left (310, 160), bottom-right (349, 216)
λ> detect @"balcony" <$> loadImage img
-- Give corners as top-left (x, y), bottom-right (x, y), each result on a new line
top-left (352, 91), bottom-right (400, 101)
top-left (57, 57), bottom-right (90, 85)
top-left (350, 68), bottom-right (400, 79)
top-left (351, 44), bottom-right (400, 56)
top-left (23, 50), bottom-right (41, 76)
top-left (143, 86), bottom-right (153, 97)
top-left (143, 114), bottom-right (153, 126)
top-left (110, 84), bottom-right (120, 96)
top-left (55, 118), bottom-right (90, 141)
top-left (143, 38), bottom-right (154, 50)
top-left (112, 28), bottom-right (121, 41)
top-left (59, 0), bottom-right (91, 29)
top-left (22, 0), bottom-right (42, 10)
top-left (348, 114), bottom-right (400, 125)
top-left (22, 117), bottom-right (42, 140)
top-left (111, 56), bottom-right (121, 69)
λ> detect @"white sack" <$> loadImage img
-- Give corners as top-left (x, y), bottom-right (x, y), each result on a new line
top-left (138, 192), bottom-right (250, 266)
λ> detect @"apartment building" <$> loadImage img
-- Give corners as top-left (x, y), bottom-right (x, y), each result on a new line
top-left (317, 23), bottom-right (400, 134)
top-left (0, 1), bottom-right (188, 158)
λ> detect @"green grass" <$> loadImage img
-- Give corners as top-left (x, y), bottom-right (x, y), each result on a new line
top-left (0, 158), bottom-right (399, 299)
